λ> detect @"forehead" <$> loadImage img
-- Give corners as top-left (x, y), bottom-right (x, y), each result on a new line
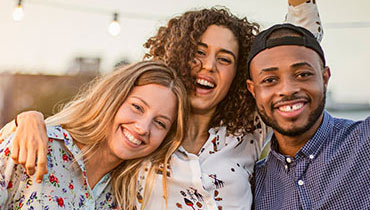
top-left (200, 25), bottom-right (239, 54)
top-left (250, 45), bottom-right (322, 74)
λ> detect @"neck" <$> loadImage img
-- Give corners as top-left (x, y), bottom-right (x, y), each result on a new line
top-left (76, 142), bottom-right (122, 189)
top-left (274, 114), bottom-right (324, 157)
top-left (182, 108), bottom-right (216, 154)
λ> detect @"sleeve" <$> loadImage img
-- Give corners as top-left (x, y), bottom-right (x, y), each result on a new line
top-left (0, 134), bottom-right (21, 207)
top-left (285, 0), bottom-right (323, 42)
top-left (253, 113), bottom-right (273, 160)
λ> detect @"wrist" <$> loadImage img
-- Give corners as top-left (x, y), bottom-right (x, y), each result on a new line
top-left (17, 111), bottom-right (45, 126)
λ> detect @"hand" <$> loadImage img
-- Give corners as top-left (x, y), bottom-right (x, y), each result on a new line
top-left (11, 111), bottom-right (49, 183)
top-left (288, 0), bottom-right (308, 7)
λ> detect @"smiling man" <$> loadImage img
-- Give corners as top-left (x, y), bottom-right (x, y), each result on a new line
top-left (246, 23), bottom-right (370, 210)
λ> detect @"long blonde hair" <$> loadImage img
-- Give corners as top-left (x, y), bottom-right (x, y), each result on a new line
top-left (46, 60), bottom-right (189, 209)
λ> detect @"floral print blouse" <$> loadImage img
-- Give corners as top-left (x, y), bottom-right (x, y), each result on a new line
top-left (0, 125), bottom-right (117, 209)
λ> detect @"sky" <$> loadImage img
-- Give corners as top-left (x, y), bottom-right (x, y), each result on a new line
top-left (0, 0), bottom-right (369, 103)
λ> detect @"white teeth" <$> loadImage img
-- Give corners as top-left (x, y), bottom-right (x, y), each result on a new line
top-left (292, 103), bottom-right (303, 110)
top-left (278, 103), bottom-right (304, 112)
top-left (123, 129), bottom-right (142, 145)
top-left (196, 78), bottom-right (215, 88)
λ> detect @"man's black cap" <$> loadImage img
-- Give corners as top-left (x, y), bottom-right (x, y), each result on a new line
top-left (247, 23), bottom-right (325, 70)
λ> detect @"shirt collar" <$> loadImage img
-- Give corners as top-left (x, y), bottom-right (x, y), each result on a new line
top-left (46, 125), bottom-right (86, 170)
top-left (270, 111), bottom-right (333, 160)
top-left (46, 125), bottom-right (112, 194)
top-left (298, 111), bottom-right (333, 159)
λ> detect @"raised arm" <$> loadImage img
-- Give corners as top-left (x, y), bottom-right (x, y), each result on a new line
top-left (0, 111), bottom-right (48, 183)
top-left (286, 0), bottom-right (323, 41)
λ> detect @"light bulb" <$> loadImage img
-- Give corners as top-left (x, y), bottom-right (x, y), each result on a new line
top-left (108, 12), bottom-right (120, 36)
top-left (13, 5), bottom-right (24, 21)
top-left (108, 20), bottom-right (120, 36)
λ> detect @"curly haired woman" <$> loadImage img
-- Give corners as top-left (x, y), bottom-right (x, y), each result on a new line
top-left (0, 0), bottom-right (323, 209)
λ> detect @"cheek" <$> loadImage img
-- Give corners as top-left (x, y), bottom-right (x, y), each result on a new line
top-left (115, 105), bottom-right (138, 123)
top-left (311, 86), bottom-right (325, 103)
top-left (150, 129), bottom-right (170, 149)
top-left (254, 87), bottom-right (272, 107)
top-left (114, 104), bottom-right (129, 120)
top-left (221, 67), bottom-right (237, 87)
top-left (303, 80), bottom-right (325, 100)
top-left (190, 59), bottom-right (202, 74)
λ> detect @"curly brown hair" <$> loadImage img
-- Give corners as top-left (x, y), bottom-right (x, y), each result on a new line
top-left (144, 7), bottom-right (260, 135)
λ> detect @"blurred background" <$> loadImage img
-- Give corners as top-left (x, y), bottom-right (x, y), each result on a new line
top-left (0, 0), bottom-right (369, 127)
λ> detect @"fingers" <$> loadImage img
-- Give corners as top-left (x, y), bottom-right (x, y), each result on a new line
top-left (9, 111), bottom-right (48, 183)
top-left (17, 141), bottom-right (27, 165)
top-left (35, 144), bottom-right (48, 183)
top-left (25, 142), bottom-right (37, 176)
top-left (11, 141), bottom-right (20, 163)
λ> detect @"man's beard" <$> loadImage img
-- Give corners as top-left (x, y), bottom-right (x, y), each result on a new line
top-left (257, 93), bottom-right (326, 137)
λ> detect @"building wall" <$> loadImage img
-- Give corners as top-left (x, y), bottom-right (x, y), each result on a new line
top-left (0, 73), bottom-right (96, 127)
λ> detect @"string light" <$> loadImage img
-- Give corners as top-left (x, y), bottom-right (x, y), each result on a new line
top-left (108, 12), bottom-right (120, 36)
top-left (13, 0), bottom-right (24, 21)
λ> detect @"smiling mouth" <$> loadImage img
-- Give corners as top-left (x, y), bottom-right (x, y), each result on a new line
top-left (277, 103), bottom-right (304, 112)
top-left (122, 128), bottom-right (143, 146)
top-left (195, 78), bottom-right (216, 90)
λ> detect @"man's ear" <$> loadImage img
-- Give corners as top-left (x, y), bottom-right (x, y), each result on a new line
top-left (246, 79), bottom-right (256, 98)
top-left (323, 66), bottom-right (331, 90)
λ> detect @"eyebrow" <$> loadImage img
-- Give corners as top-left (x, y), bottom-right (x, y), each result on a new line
top-left (258, 61), bottom-right (314, 75)
top-left (198, 42), bottom-right (237, 61)
top-left (131, 96), bottom-right (173, 122)
top-left (259, 67), bottom-right (279, 75)
top-left (291, 62), bottom-right (313, 69)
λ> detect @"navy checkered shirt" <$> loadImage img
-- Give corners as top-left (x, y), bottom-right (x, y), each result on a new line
top-left (253, 112), bottom-right (370, 210)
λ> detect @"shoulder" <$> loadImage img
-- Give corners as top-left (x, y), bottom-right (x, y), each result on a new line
top-left (46, 125), bottom-right (71, 141)
top-left (331, 116), bottom-right (370, 144)
top-left (323, 115), bottom-right (370, 160)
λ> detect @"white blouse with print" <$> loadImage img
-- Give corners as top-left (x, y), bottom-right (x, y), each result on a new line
top-left (136, 1), bottom-right (323, 210)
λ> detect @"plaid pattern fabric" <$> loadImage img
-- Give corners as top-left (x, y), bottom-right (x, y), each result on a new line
top-left (253, 112), bottom-right (370, 210)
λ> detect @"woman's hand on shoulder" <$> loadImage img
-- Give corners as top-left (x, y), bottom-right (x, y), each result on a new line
top-left (11, 111), bottom-right (49, 183)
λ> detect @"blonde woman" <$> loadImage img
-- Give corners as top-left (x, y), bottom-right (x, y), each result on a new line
top-left (0, 60), bottom-right (188, 209)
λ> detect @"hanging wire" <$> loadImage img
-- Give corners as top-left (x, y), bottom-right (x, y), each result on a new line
top-left (22, 0), bottom-right (167, 21)
top-left (11, 0), bottom-right (370, 29)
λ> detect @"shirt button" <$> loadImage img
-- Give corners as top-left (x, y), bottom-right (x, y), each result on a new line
top-left (286, 157), bottom-right (292, 163)
top-left (298, 180), bottom-right (304, 186)
top-left (284, 165), bottom-right (288, 170)
top-left (309, 154), bottom-right (314, 160)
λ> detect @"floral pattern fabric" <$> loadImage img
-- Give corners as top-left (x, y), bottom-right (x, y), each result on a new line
top-left (0, 125), bottom-right (117, 210)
